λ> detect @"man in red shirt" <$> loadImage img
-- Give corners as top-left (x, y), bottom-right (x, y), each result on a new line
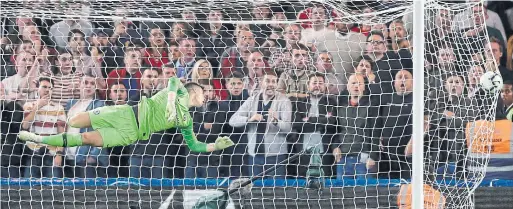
top-left (107, 48), bottom-right (143, 99)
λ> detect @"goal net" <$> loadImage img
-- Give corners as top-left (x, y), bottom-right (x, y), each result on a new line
top-left (0, 0), bottom-right (502, 208)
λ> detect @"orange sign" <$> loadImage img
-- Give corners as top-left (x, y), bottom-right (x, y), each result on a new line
top-left (397, 184), bottom-right (446, 209)
top-left (466, 120), bottom-right (512, 154)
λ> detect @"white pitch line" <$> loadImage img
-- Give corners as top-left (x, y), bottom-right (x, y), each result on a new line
top-left (159, 189), bottom-right (176, 209)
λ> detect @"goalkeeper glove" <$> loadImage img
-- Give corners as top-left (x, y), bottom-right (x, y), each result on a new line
top-left (214, 136), bottom-right (234, 150)
top-left (506, 104), bottom-right (513, 122)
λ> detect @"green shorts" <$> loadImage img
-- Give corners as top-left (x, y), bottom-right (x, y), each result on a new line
top-left (88, 105), bottom-right (140, 148)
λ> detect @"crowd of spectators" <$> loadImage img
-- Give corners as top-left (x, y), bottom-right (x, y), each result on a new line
top-left (0, 1), bottom-right (513, 181)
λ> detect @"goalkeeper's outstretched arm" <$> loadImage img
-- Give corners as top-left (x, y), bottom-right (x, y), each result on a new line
top-left (180, 125), bottom-right (234, 152)
top-left (166, 77), bottom-right (185, 121)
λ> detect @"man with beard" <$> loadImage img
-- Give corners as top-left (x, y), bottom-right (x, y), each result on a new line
top-left (278, 43), bottom-right (312, 98)
top-left (290, 72), bottom-right (338, 177)
top-left (218, 72), bottom-right (250, 177)
top-left (229, 72), bottom-right (292, 177)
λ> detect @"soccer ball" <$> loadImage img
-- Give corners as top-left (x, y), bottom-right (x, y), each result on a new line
top-left (480, 71), bottom-right (503, 92)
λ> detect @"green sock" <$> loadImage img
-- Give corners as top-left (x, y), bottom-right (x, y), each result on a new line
top-left (42, 133), bottom-right (83, 147)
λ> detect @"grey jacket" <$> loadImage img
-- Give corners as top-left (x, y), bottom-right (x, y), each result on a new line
top-left (229, 92), bottom-right (292, 157)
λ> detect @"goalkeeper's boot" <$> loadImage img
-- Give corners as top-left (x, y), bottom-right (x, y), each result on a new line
top-left (19, 131), bottom-right (43, 143)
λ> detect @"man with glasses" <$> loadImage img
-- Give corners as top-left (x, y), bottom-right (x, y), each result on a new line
top-left (365, 30), bottom-right (402, 95)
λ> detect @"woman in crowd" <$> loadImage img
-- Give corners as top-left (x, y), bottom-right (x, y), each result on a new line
top-left (144, 26), bottom-right (169, 68)
top-left (190, 59), bottom-right (227, 99)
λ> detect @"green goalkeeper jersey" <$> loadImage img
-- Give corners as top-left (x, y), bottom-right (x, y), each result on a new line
top-left (136, 78), bottom-right (192, 140)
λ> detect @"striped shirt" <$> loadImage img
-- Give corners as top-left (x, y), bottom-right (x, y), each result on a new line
top-left (42, 72), bottom-right (81, 106)
top-left (23, 101), bottom-right (67, 153)
top-left (23, 101), bottom-right (67, 135)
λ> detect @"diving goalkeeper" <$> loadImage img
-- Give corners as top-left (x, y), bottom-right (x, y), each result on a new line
top-left (19, 77), bottom-right (234, 153)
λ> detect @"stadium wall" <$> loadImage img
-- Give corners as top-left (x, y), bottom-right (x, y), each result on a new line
top-left (2, 178), bottom-right (513, 209)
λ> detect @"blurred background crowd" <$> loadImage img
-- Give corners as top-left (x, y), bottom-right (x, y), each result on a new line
top-left (0, 0), bottom-right (513, 181)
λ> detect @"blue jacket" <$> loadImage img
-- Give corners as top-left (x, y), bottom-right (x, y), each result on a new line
top-left (65, 99), bottom-right (108, 165)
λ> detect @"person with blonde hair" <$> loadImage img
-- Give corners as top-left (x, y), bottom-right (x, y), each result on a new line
top-left (191, 59), bottom-right (227, 99)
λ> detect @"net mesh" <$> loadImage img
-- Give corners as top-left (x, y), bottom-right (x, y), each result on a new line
top-left (0, 0), bottom-right (503, 208)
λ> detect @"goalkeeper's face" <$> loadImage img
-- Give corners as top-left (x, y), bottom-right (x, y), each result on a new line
top-left (189, 87), bottom-right (205, 107)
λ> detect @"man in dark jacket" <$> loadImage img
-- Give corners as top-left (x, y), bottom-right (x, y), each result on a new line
top-left (291, 72), bottom-right (338, 178)
top-left (0, 94), bottom-right (25, 178)
top-left (218, 72), bottom-right (250, 178)
top-left (334, 74), bottom-right (380, 180)
top-left (373, 70), bottom-right (414, 179)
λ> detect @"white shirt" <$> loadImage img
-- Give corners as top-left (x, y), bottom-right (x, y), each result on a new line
top-left (303, 97), bottom-right (324, 153)
top-left (1, 74), bottom-right (23, 96)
